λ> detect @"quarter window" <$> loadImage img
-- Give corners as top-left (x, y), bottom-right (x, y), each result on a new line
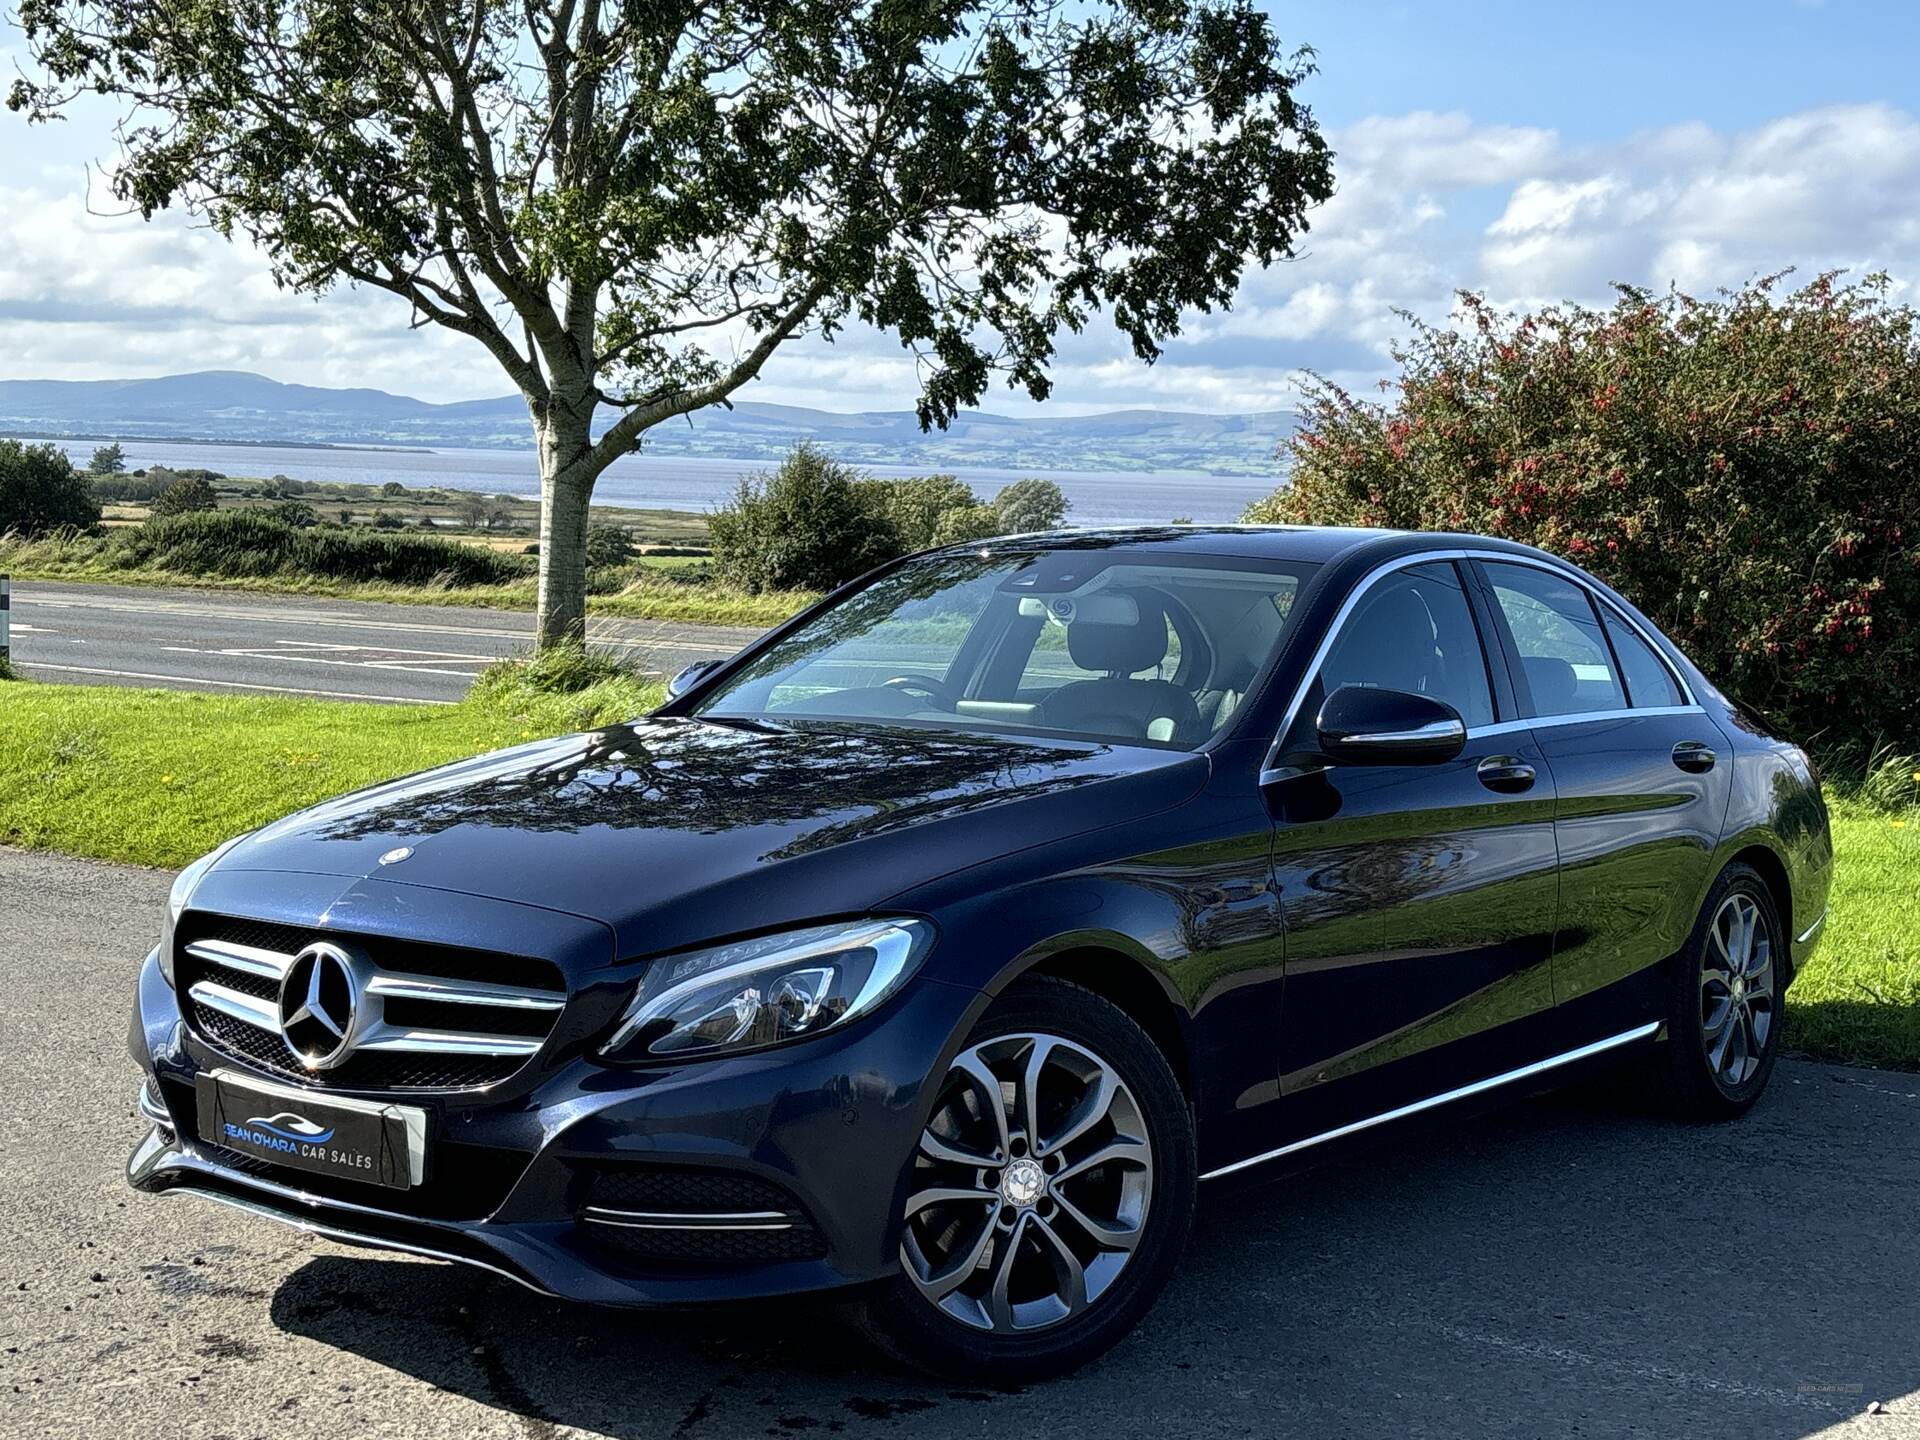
top-left (1482, 562), bottom-right (1626, 717)
top-left (1603, 608), bottom-right (1686, 708)
top-left (1315, 563), bottom-right (1495, 728)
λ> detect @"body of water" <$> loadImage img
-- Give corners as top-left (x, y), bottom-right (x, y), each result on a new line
top-left (29, 436), bottom-right (1271, 526)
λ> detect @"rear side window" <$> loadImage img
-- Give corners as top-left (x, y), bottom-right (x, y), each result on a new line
top-left (1603, 608), bottom-right (1686, 708)
top-left (1481, 562), bottom-right (1626, 718)
top-left (1317, 562), bottom-right (1496, 727)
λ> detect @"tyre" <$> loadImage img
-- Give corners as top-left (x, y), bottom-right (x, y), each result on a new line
top-left (1653, 861), bottom-right (1784, 1120)
top-left (852, 975), bottom-right (1195, 1382)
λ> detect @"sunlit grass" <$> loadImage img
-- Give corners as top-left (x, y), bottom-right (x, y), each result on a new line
top-left (1785, 797), bottom-right (1920, 1071)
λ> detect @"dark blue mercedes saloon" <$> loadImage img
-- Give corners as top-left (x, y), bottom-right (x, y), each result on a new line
top-left (128, 525), bottom-right (1833, 1379)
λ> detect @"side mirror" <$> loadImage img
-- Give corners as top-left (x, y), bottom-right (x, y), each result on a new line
top-left (1316, 685), bottom-right (1466, 766)
top-left (666, 659), bottom-right (723, 701)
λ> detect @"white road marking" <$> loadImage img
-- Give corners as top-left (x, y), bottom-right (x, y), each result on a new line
top-left (11, 623), bottom-right (56, 633)
top-left (15, 661), bottom-right (454, 704)
top-left (25, 588), bottom-right (748, 654)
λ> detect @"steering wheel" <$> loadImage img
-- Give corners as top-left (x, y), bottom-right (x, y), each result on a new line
top-left (881, 674), bottom-right (959, 709)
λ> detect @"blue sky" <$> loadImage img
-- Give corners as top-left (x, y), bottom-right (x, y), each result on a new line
top-left (3, 1), bottom-right (1917, 413)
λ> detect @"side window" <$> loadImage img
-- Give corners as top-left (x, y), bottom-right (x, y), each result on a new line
top-left (1482, 562), bottom-right (1626, 717)
top-left (1603, 608), bottom-right (1686, 708)
top-left (1316, 563), bottom-right (1495, 728)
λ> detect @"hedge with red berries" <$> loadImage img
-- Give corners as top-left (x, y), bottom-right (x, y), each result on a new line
top-left (1247, 273), bottom-right (1920, 760)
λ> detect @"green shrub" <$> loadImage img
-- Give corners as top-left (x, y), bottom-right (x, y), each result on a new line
top-left (91, 473), bottom-right (170, 503)
top-left (1250, 274), bottom-right (1920, 757)
top-left (0, 439), bottom-right (101, 535)
top-left (709, 444), bottom-right (901, 593)
top-left (149, 473), bottom-right (218, 516)
top-left (269, 500), bottom-right (319, 528)
top-left (992, 477), bottom-right (1071, 533)
top-left (855, 474), bottom-right (999, 550)
top-left (103, 509), bottom-right (530, 587)
top-left (586, 524), bottom-right (636, 568)
top-left (89, 443), bottom-right (126, 476)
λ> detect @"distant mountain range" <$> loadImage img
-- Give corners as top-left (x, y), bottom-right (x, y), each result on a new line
top-left (0, 371), bottom-right (1289, 477)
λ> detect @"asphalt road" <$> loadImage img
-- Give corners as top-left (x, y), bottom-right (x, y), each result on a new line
top-left (3, 580), bottom-right (766, 703)
top-left (3, 845), bottom-right (1916, 1439)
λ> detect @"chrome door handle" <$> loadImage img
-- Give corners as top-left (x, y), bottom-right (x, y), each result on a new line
top-left (1672, 740), bottom-right (1717, 773)
top-left (1476, 755), bottom-right (1536, 793)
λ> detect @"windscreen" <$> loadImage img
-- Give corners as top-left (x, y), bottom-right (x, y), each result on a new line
top-left (693, 548), bottom-right (1314, 749)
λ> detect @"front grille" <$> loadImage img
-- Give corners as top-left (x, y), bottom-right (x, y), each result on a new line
top-left (576, 1166), bottom-right (827, 1268)
top-left (175, 913), bottom-right (567, 1093)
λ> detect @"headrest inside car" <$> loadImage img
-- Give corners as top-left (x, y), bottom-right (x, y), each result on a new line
top-left (1523, 655), bottom-right (1577, 712)
top-left (1065, 592), bottom-right (1170, 676)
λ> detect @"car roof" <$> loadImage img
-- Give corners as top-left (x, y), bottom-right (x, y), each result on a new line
top-left (951, 523), bottom-right (1567, 570)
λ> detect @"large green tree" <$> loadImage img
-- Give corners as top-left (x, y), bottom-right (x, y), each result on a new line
top-left (12, 0), bottom-right (1333, 644)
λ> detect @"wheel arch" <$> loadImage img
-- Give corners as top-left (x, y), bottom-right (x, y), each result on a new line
top-left (1723, 843), bottom-right (1795, 979)
top-left (992, 941), bottom-right (1195, 1102)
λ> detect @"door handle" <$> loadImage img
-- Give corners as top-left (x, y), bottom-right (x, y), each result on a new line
top-left (1672, 740), bottom-right (1717, 773)
top-left (1476, 755), bottom-right (1536, 793)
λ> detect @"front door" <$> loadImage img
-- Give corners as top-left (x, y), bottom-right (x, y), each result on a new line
top-left (1266, 560), bottom-right (1563, 1143)
top-left (1473, 559), bottom-right (1733, 1030)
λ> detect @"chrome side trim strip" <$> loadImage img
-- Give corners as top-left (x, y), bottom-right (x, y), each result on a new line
top-left (365, 972), bottom-right (565, 1011)
top-left (188, 980), bottom-right (279, 1031)
top-left (579, 1206), bottom-right (795, 1231)
top-left (1199, 1022), bottom-right (1662, 1182)
top-left (186, 938), bottom-right (293, 981)
top-left (1797, 910), bottom-right (1828, 945)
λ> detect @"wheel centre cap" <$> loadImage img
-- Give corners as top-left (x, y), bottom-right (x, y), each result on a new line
top-left (1732, 977), bottom-right (1746, 1001)
top-left (1002, 1158), bottom-right (1046, 1208)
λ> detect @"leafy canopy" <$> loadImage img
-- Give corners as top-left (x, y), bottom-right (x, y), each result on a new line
top-left (0, 439), bottom-right (102, 535)
top-left (1249, 273), bottom-right (1920, 758)
top-left (10, 0), bottom-right (1333, 461)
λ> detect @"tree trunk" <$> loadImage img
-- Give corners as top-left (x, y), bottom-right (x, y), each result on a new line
top-left (534, 400), bottom-right (596, 647)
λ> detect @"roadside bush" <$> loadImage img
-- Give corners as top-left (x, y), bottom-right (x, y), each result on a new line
top-left (1248, 274), bottom-right (1920, 757)
top-left (103, 509), bottom-right (530, 587)
top-left (709, 444), bottom-right (900, 593)
top-left (992, 477), bottom-right (1071, 533)
top-left (149, 473), bottom-right (218, 517)
top-left (0, 439), bottom-right (101, 535)
top-left (91, 473), bottom-right (170, 503)
top-left (269, 500), bottom-right (319, 528)
top-left (855, 474), bottom-right (999, 550)
top-left (585, 524), bottom-right (636, 568)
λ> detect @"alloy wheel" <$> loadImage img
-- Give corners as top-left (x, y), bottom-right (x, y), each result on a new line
top-left (1701, 892), bottom-right (1775, 1087)
top-left (901, 1031), bottom-right (1153, 1333)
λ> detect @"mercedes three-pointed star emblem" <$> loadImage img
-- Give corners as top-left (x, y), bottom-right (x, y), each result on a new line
top-left (277, 942), bottom-right (364, 1070)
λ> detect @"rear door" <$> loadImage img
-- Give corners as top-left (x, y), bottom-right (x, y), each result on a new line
top-left (1266, 559), bottom-right (1563, 1142)
top-left (1472, 559), bottom-right (1732, 1030)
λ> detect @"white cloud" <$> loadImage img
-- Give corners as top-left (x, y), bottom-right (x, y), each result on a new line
top-left (4, 100), bottom-right (1920, 415)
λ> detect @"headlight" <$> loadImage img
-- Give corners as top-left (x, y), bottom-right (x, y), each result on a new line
top-left (157, 836), bottom-right (245, 986)
top-left (600, 918), bottom-right (933, 1063)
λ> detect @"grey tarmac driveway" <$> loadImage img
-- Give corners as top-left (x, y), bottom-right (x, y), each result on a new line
top-left (3, 845), bottom-right (1916, 1439)
top-left (3, 579), bottom-right (765, 704)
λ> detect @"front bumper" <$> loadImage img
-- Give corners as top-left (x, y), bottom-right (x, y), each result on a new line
top-left (127, 947), bottom-right (985, 1306)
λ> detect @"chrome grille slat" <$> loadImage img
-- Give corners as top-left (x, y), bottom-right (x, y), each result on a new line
top-left (185, 938), bottom-right (293, 981)
top-left (365, 972), bottom-right (564, 1011)
top-left (355, 1023), bottom-right (544, 1058)
top-left (188, 980), bottom-right (280, 1031)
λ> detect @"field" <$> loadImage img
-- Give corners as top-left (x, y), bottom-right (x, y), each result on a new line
top-left (0, 673), bottom-right (1911, 1070)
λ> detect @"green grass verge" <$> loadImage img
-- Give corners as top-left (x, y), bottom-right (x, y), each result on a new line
top-left (0, 676), bottom-right (1911, 1068)
top-left (1783, 797), bottom-right (1920, 1070)
top-left (0, 670), bottom-right (659, 868)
